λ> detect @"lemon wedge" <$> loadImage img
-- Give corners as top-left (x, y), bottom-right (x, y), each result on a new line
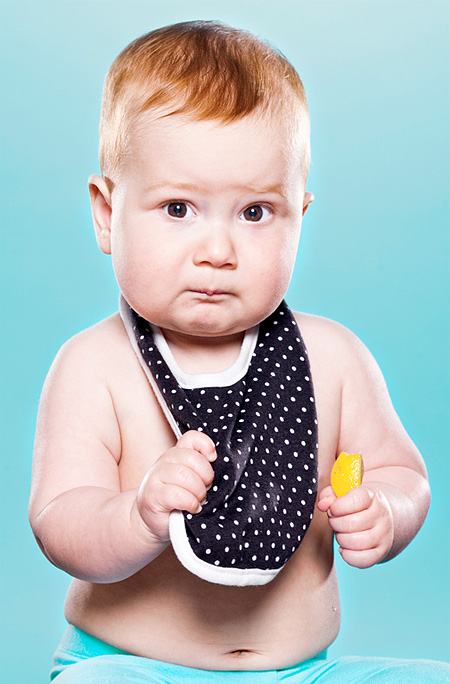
top-left (331, 452), bottom-right (364, 497)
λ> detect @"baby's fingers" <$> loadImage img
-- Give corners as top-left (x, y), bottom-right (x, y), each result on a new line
top-left (154, 482), bottom-right (204, 516)
top-left (336, 524), bottom-right (393, 568)
top-left (166, 445), bottom-right (216, 491)
top-left (159, 459), bottom-right (210, 503)
top-left (317, 486), bottom-right (336, 513)
top-left (328, 485), bottom-right (374, 518)
top-left (334, 527), bottom-right (380, 553)
top-left (177, 430), bottom-right (217, 461)
top-left (327, 507), bottom-right (374, 535)
top-left (338, 547), bottom-right (385, 570)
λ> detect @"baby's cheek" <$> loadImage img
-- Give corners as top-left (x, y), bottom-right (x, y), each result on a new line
top-left (270, 244), bottom-right (298, 295)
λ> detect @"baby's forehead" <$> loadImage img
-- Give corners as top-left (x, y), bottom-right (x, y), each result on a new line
top-left (120, 110), bottom-right (310, 193)
top-left (131, 108), bottom-right (308, 152)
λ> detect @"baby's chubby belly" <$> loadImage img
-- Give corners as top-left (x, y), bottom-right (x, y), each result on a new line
top-left (65, 517), bottom-right (340, 671)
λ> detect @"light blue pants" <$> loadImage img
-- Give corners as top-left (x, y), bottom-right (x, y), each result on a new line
top-left (51, 625), bottom-right (450, 683)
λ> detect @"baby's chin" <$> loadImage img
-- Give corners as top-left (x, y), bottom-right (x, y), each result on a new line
top-left (143, 306), bottom-right (237, 337)
top-left (166, 304), bottom-right (282, 341)
top-left (160, 318), bottom-right (248, 342)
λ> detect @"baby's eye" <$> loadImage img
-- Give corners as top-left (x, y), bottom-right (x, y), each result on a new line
top-left (163, 202), bottom-right (194, 219)
top-left (240, 205), bottom-right (271, 222)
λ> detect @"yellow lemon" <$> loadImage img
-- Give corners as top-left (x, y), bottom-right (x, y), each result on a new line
top-left (331, 452), bottom-right (364, 497)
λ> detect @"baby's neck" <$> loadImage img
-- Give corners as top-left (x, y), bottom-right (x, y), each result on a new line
top-left (160, 329), bottom-right (246, 375)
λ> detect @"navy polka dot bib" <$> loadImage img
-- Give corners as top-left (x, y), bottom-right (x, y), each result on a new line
top-left (120, 296), bottom-right (318, 586)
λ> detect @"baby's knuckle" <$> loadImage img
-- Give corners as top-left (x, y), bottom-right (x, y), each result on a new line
top-left (175, 463), bottom-right (194, 485)
top-left (354, 487), bottom-right (370, 510)
top-left (170, 486), bottom-right (190, 510)
top-left (178, 430), bottom-right (193, 441)
top-left (162, 447), bottom-right (180, 465)
top-left (183, 450), bottom-right (201, 469)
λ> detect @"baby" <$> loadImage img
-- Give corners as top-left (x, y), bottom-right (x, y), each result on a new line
top-left (29, 20), bottom-right (450, 684)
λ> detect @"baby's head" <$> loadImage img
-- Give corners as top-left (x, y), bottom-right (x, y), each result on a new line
top-left (90, 21), bottom-right (313, 337)
top-left (99, 20), bottom-right (310, 190)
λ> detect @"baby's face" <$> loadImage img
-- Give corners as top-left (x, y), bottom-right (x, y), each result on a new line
top-left (101, 112), bottom-right (311, 339)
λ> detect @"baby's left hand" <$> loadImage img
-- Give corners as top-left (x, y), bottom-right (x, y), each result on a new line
top-left (317, 485), bottom-right (394, 568)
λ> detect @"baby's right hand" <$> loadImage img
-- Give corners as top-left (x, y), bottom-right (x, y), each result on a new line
top-left (136, 430), bottom-right (216, 543)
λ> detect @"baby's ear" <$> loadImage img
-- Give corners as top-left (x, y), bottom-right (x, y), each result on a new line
top-left (88, 175), bottom-right (112, 255)
top-left (302, 191), bottom-right (314, 216)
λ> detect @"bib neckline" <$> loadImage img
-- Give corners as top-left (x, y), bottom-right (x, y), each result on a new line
top-left (149, 323), bottom-right (259, 389)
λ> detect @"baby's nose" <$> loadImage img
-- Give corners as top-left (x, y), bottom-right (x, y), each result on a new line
top-left (193, 225), bottom-right (237, 268)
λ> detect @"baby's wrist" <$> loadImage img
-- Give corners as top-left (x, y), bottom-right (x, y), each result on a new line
top-left (130, 494), bottom-right (170, 550)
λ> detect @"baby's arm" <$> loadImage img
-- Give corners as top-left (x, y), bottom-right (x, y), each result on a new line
top-left (316, 323), bottom-right (430, 569)
top-left (29, 331), bottom-right (215, 583)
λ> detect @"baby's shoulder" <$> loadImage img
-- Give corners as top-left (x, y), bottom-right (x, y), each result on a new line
top-left (47, 313), bottom-right (132, 383)
top-left (292, 311), bottom-right (377, 381)
top-left (293, 311), bottom-right (360, 354)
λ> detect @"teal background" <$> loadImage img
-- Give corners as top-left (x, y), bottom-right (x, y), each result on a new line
top-left (1, 1), bottom-right (449, 681)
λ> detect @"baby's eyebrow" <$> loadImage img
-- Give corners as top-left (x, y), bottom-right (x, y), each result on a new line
top-left (244, 183), bottom-right (286, 196)
top-left (144, 182), bottom-right (198, 193)
top-left (143, 181), bottom-right (287, 197)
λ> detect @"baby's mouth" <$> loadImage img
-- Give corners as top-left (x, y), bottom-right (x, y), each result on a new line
top-left (192, 289), bottom-right (229, 297)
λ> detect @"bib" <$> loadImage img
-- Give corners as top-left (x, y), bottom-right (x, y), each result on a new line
top-left (120, 296), bottom-right (318, 586)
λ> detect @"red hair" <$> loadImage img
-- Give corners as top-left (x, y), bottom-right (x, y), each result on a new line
top-left (99, 21), bottom-right (310, 182)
